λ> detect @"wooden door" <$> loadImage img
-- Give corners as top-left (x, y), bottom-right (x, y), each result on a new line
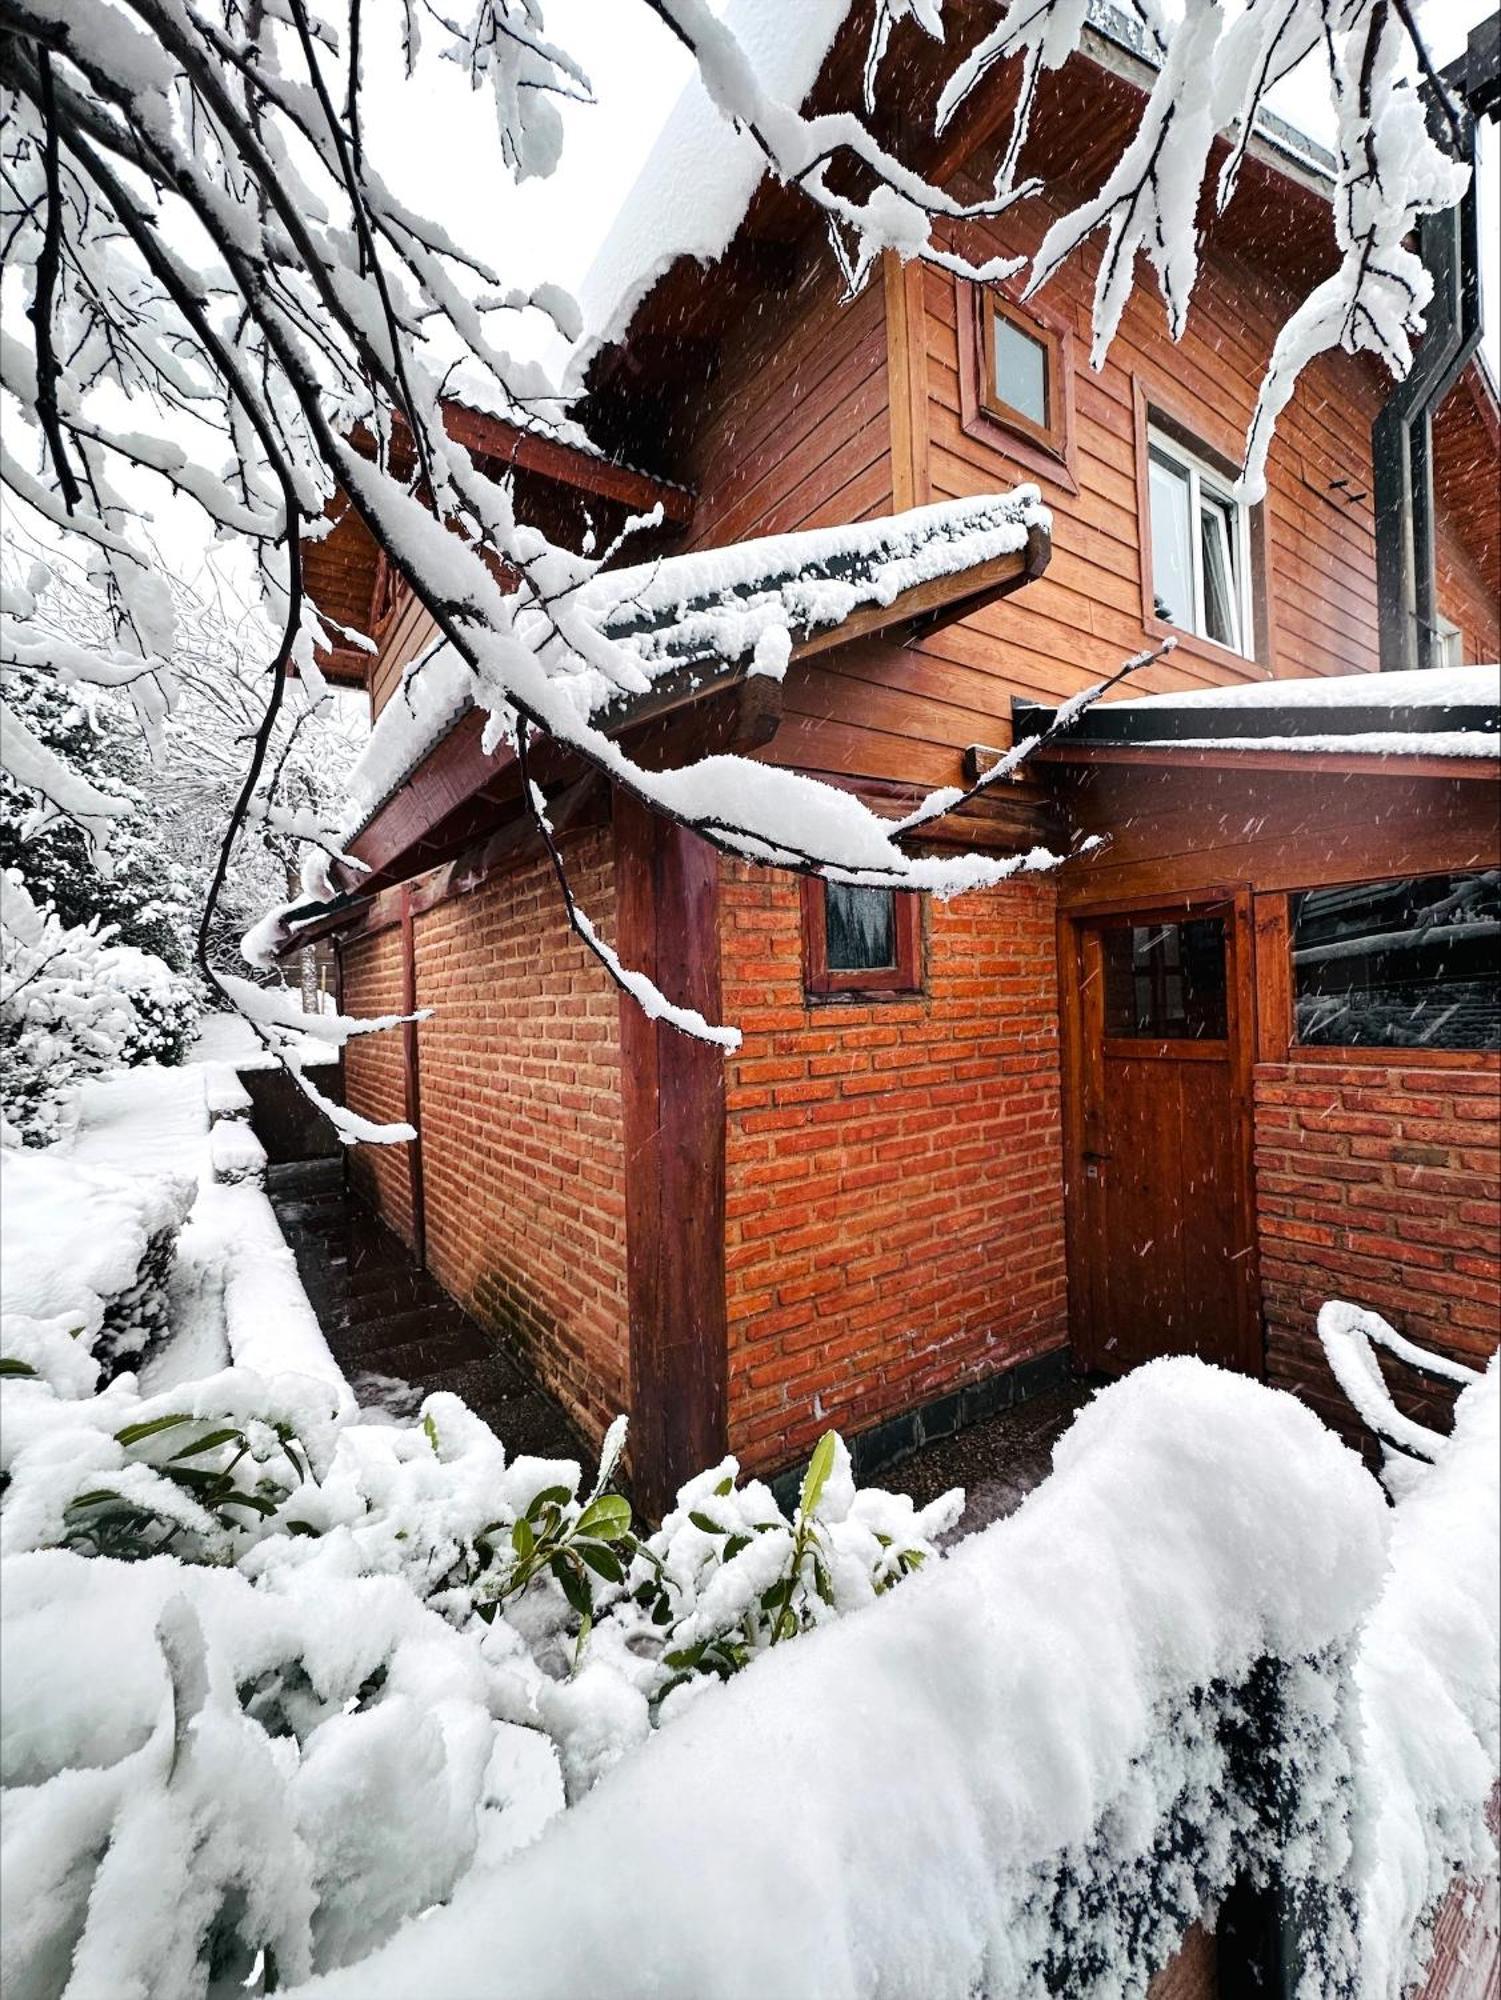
top-left (1064, 893), bottom-right (1259, 1376)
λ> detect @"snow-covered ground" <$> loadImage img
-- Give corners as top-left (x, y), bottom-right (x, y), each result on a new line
top-left (2, 1046), bottom-right (1496, 1999)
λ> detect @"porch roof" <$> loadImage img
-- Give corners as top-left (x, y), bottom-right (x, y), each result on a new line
top-left (1012, 666), bottom-right (1501, 779)
top-left (323, 487), bottom-right (1050, 895)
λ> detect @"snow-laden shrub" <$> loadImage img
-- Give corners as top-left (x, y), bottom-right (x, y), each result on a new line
top-left (0, 1363), bottom-right (955, 1998)
top-left (0, 870), bottom-right (199, 1145)
top-left (0, 1151), bottom-right (194, 1393)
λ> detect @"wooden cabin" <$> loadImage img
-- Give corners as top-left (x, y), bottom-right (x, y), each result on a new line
top-left (296, 3), bottom-right (1501, 1511)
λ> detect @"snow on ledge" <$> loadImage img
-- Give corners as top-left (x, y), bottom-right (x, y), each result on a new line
top-left (339, 487), bottom-right (1047, 839)
top-left (1110, 665), bottom-right (1499, 713)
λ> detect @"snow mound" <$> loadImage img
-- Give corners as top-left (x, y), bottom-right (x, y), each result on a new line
top-left (0, 1150), bottom-right (194, 1392)
top-left (1111, 664), bottom-right (1499, 712)
top-left (298, 1359), bottom-right (1390, 2000)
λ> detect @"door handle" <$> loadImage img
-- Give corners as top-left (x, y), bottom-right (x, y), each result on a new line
top-left (1083, 1150), bottom-right (1111, 1182)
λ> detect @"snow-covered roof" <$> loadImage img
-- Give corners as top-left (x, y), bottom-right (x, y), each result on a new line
top-left (1106, 666), bottom-right (1499, 713)
top-left (567, 0), bottom-right (849, 385)
top-left (1023, 664), bottom-right (1501, 762)
top-left (340, 487), bottom-right (1048, 839)
top-left (567, 0), bottom-right (1337, 380)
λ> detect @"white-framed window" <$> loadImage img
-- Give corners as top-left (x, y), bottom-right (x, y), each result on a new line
top-left (1147, 428), bottom-right (1254, 657)
top-left (1433, 615), bottom-right (1463, 669)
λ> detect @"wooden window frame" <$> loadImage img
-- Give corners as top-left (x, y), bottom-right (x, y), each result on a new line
top-left (957, 281), bottom-right (1079, 493)
top-left (800, 877), bottom-right (923, 1000)
top-left (1132, 381), bottom-right (1274, 673)
top-left (1253, 886), bottom-right (1501, 1071)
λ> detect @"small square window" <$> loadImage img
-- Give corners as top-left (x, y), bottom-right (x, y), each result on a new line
top-left (979, 295), bottom-right (1064, 455)
top-left (801, 879), bottom-right (922, 999)
top-left (1101, 917), bottom-right (1228, 1041)
top-left (826, 882), bottom-right (896, 971)
top-left (992, 314), bottom-right (1050, 430)
top-left (1147, 427), bottom-right (1253, 657)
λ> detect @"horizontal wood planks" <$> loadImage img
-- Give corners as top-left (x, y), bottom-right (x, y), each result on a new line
top-left (370, 590), bottom-right (440, 720)
top-left (1053, 763), bottom-right (1501, 908)
top-left (677, 258), bottom-right (893, 556)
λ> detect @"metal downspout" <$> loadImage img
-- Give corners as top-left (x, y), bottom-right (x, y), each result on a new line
top-left (1373, 54), bottom-right (1487, 671)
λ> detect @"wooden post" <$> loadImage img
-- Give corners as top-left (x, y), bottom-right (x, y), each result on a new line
top-left (399, 884), bottom-right (427, 1269)
top-left (614, 793), bottom-right (728, 1520)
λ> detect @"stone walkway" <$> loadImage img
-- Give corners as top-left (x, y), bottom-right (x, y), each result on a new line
top-left (877, 1377), bottom-right (1099, 1538)
top-left (266, 1159), bottom-right (587, 1461)
top-left (267, 1157), bottom-right (1097, 1529)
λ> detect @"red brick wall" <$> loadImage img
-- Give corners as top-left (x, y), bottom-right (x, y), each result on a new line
top-left (1255, 1060), bottom-right (1501, 1430)
top-left (341, 925), bottom-right (415, 1247)
top-left (412, 833), bottom-right (629, 1444)
top-left (720, 864), bottom-right (1069, 1476)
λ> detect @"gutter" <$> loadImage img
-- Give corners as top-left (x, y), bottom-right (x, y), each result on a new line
top-left (1374, 16), bottom-right (1497, 671)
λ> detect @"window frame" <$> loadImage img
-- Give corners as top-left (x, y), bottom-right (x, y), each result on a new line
top-left (956, 281), bottom-right (1078, 492)
top-left (1252, 884), bottom-right (1501, 1072)
top-left (800, 877), bottom-right (923, 1001)
top-left (1133, 383), bottom-right (1272, 671)
top-left (1146, 425), bottom-right (1256, 658)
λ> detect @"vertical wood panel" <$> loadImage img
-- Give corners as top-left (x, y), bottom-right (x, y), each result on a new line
top-left (615, 793), bottom-right (728, 1517)
top-left (400, 884), bottom-right (427, 1269)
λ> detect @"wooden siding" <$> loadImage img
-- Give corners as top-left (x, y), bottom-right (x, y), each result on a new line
top-left (369, 587), bottom-right (439, 720)
top-left (1053, 764), bottom-right (1501, 910)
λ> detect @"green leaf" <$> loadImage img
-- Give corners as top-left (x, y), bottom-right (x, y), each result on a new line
top-left (214, 1491), bottom-right (277, 1517)
top-left (0, 1357), bottom-right (38, 1378)
top-left (284, 1520), bottom-right (321, 1538)
top-left (687, 1510), bottom-right (723, 1536)
top-left (550, 1553), bottom-right (593, 1619)
top-left (526, 1484), bottom-right (573, 1521)
top-left (723, 1534), bottom-right (751, 1561)
top-left (798, 1431), bottom-right (838, 1520)
top-left (575, 1494), bottom-right (632, 1543)
top-left (511, 1517), bottom-right (535, 1561)
top-left (650, 1593), bottom-right (674, 1626)
top-left (663, 1644), bottom-right (705, 1671)
top-left (168, 1428), bottom-right (244, 1460)
top-left (577, 1542), bottom-right (623, 1583)
top-left (422, 1412), bottom-right (440, 1454)
top-left (713, 1475), bottom-right (734, 1497)
top-left (115, 1414), bottom-right (194, 1448)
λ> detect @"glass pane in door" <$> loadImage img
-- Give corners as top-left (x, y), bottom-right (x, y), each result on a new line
top-left (1101, 916), bottom-right (1228, 1039)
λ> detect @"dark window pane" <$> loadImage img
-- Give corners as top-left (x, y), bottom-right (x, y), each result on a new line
top-left (826, 883), bottom-right (896, 971)
top-left (992, 313), bottom-right (1049, 428)
top-left (1292, 872), bottom-right (1501, 1051)
top-left (1101, 917), bottom-right (1227, 1039)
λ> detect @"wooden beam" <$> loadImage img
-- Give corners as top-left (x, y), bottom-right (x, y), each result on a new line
top-left (1037, 742), bottom-right (1501, 783)
top-left (435, 402), bottom-right (696, 526)
top-left (400, 885), bottom-right (427, 1270)
top-left (884, 250), bottom-right (931, 513)
top-left (615, 793), bottom-right (727, 1520)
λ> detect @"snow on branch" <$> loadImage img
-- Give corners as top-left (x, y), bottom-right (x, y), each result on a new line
top-left (0, 0), bottom-right (1473, 1083)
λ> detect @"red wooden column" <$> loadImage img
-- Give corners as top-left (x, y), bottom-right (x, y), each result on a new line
top-left (399, 884), bottom-right (427, 1268)
top-left (614, 792), bottom-right (728, 1520)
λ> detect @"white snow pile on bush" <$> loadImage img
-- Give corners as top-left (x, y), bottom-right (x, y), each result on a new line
top-left (290, 1357), bottom-right (1407, 2000)
top-left (0, 1149), bottom-right (194, 1395)
top-left (0, 870), bottom-right (198, 1147)
top-left (1317, 1309), bottom-right (1500, 1997)
top-left (0, 1350), bottom-right (956, 1999)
